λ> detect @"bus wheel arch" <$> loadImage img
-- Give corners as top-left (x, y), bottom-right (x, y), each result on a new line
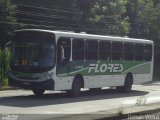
top-left (125, 72), bottom-right (133, 85)
top-left (124, 72), bottom-right (133, 92)
top-left (116, 72), bottom-right (133, 93)
top-left (74, 74), bottom-right (84, 88)
top-left (67, 74), bottom-right (84, 97)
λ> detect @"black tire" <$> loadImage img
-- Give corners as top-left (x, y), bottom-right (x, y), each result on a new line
top-left (116, 74), bottom-right (133, 93)
top-left (67, 77), bottom-right (82, 97)
top-left (32, 89), bottom-right (45, 96)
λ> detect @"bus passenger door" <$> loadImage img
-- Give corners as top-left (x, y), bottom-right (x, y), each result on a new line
top-left (57, 37), bottom-right (71, 76)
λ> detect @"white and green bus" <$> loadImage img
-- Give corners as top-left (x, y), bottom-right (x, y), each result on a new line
top-left (9, 29), bottom-right (154, 96)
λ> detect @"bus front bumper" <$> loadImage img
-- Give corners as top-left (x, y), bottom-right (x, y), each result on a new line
top-left (8, 77), bottom-right (55, 90)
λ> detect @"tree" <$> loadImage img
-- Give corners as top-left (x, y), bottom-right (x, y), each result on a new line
top-left (12, 0), bottom-right (79, 31)
top-left (127, 0), bottom-right (160, 40)
top-left (12, 0), bottom-right (130, 35)
top-left (127, 0), bottom-right (160, 79)
top-left (126, 0), bottom-right (138, 38)
top-left (90, 0), bottom-right (129, 36)
top-left (0, 0), bottom-right (17, 47)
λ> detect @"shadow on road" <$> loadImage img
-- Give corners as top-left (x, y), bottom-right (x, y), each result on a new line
top-left (0, 89), bottom-right (149, 107)
top-left (141, 81), bottom-right (160, 86)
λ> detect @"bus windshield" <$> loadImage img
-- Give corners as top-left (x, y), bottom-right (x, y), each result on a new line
top-left (11, 31), bottom-right (55, 72)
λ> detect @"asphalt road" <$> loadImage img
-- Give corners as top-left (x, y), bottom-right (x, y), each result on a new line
top-left (0, 81), bottom-right (160, 120)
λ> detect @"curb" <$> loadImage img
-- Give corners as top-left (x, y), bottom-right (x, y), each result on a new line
top-left (96, 102), bottom-right (160, 120)
top-left (0, 86), bottom-right (19, 91)
top-left (48, 102), bottom-right (160, 120)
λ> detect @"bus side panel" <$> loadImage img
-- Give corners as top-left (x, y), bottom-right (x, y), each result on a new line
top-left (133, 74), bottom-right (152, 85)
top-left (54, 76), bottom-right (74, 90)
top-left (83, 75), bottom-right (125, 88)
top-left (55, 61), bottom-right (152, 89)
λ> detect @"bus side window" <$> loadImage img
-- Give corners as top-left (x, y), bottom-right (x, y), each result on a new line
top-left (144, 44), bottom-right (152, 61)
top-left (124, 42), bottom-right (134, 61)
top-left (135, 43), bottom-right (144, 61)
top-left (112, 42), bottom-right (123, 61)
top-left (99, 41), bottom-right (111, 61)
top-left (57, 37), bottom-right (71, 66)
top-left (72, 39), bottom-right (84, 60)
top-left (85, 40), bottom-right (98, 60)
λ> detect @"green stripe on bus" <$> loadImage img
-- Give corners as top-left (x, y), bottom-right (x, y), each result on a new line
top-left (57, 61), bottom-right (151, 77)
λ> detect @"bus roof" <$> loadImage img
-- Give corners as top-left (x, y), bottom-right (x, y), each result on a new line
top-left (14, 29), bottom-right (153, 44)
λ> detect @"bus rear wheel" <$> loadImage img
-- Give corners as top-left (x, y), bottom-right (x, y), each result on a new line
top-left (116, 74), bottom-right (133, 93)
top-left (32, 89), bottom-right (45, 96)
top-left (67, 77), bottom-right (82, 97)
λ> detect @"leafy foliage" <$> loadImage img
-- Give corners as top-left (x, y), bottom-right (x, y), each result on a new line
top-left (0, 48), bottom-right (11, 87)
top-left (90, 0), bottom-right (129, 35)
top-left (127, 0), bottom-right (160, 40)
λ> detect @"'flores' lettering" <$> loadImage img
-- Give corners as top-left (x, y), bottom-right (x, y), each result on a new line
top-left (88, 64), bottom-right (124, 73)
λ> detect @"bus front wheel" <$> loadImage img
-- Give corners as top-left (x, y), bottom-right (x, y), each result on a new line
top-left (32, 89), bottom-right (45, 96)
top-left (67, 77), bottom-right (82, 97)
top-left (116, 74), bottom-right (133, 93)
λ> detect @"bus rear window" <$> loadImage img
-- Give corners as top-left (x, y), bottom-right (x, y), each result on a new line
top-left (144, 44), bottom-right (152, 61)
top-left (135, 43), bottom-right (144, 61)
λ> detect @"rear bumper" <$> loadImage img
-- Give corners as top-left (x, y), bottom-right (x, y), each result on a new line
top-left (8, 76), bottom-right (55, 90)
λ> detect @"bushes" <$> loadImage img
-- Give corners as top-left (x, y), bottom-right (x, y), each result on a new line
top-left (0, 48), bottom-right (11, 87)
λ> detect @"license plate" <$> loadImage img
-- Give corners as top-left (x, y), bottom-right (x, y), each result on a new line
top-left (23, 82), bottom-right (30, 85)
